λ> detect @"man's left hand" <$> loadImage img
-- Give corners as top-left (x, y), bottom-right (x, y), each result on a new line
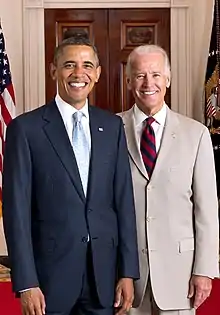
top-left (188, 275), bottom-right (212, 309)
top-left (114, 278), bottom-right (134, 315)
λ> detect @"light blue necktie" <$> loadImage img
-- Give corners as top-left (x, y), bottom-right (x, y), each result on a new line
top-left (72, 111), bottom-right (90, 195)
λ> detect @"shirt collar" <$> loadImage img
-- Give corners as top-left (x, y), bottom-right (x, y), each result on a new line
top-left (134, 102), bottom-right (167, 127)
top-left (55, 94), bottom-right (89, 124)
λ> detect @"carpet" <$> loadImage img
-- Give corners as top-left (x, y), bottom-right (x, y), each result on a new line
top-left (0, 274), bottom-right (219, 315)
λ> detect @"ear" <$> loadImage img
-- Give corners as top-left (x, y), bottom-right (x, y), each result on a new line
top-left (50, 63), bottom-right (57, 81)
top-left (126, 77), bottom-right (132, 90)
top-left (95, 66), bottom-right (101, 82)
top-left (166, 77), bottom-right (170, 88)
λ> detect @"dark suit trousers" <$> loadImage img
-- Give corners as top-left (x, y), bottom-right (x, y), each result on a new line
top-left (46, 243), bottom-right (114, 315)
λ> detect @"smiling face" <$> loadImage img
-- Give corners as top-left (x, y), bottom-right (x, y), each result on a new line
top-left (50, 45), bottom-right (101, 109)
top-left (127, 51), bottom-right (170, 115)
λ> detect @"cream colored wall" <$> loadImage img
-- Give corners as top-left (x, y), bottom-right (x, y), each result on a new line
top-left (0, 0), bottom-right (215, 254)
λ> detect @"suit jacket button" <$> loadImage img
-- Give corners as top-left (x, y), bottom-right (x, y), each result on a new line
top-left (82, 237), bottom-right (88, 243)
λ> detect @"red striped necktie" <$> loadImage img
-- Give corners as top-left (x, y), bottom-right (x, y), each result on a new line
top-left (140, 117), bottom-right (157, 178)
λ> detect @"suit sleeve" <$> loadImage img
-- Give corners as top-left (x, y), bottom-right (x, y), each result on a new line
top-left (192, 126), bottom-right (219, 278)
top-left (2, 119), bottom-right (39, 292)
top-left (113, 118), bottom-right (140, 280)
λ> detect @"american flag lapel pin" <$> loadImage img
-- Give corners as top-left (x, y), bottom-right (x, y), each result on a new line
top-left (98, 127), bottom-right (104, 132)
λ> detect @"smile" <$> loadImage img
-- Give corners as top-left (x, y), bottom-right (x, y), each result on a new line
top-left (142, 91), bottom-right (157, 95)
top-left (69, 82), bottom-right (87, 88)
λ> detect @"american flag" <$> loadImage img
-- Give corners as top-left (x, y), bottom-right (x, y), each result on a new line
top-left (0, 25), bottom-right (16, 215)
top-left (206, 92), bottom-right (217, 118)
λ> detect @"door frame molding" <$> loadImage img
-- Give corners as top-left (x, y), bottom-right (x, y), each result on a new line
top-left (23, 0), bottom-right (192, 116)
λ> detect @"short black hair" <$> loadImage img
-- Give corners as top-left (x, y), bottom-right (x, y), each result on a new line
top-left (53, 29), bottom-right (100, 67)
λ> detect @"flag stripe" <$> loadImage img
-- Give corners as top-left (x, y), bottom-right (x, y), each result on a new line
top-left (0, 93), bottom-right (15, 125)
top-left (206, 93), bottom-right (217, 118)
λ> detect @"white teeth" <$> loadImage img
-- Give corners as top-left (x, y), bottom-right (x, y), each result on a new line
top-left (143, 91), bottom-right (156, 95)
top-left (70, 82), bottom-right (86, 87)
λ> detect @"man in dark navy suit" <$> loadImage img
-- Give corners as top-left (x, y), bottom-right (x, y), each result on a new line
top-left (2, 34), bottom-right (139, 315)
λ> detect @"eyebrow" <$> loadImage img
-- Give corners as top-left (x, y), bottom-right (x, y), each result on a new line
top-left (84, 61), bottom-right (96, 67)
top-left (63, 60), bottom-right (95, 67)
top-left (136, 71), bottom-right (162, 76)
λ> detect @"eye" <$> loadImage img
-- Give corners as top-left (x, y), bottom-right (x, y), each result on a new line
top-left (64, 63), bottom-right (75, 69)
top-left (153, 73), bottom-right (160, 78)
top-left (84, 63), bottom-right (94, 69)
top-left (136, 74), bottom-right (145, 80)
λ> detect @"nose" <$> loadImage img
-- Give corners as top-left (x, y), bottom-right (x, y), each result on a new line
top-left (72, 65), bottom-right (84, 76)
top-left (142, 75), bottom-right (151, 86)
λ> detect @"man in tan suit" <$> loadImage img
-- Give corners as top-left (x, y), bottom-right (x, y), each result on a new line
top-left (119, 44), bottom-right (219, 315)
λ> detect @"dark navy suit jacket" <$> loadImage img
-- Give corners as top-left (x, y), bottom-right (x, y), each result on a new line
top-left (2, 100), bottom-right (139, 312)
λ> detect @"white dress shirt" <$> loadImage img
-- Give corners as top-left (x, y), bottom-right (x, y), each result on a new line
top-left (55, 94), bottom-right (91, 154)
top-left (133, 103), bottom-right (167, 153)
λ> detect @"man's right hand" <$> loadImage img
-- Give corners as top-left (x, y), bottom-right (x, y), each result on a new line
top-left (20, 287), bottom-right (46, 315)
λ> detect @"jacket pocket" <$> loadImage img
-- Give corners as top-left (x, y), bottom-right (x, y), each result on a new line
top-left (178, 237), bottom-right (194, 253)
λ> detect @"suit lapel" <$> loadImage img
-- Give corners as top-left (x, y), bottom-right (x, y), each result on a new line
top-left (42, 100), bottom-right (85, 203)
top-left (121, 107), bottom-right (148, 180)
top-left (150, 107), bottom-right (180, 182)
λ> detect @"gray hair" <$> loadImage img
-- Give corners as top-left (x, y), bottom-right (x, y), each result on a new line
top-left (126, 44), bottom-right (171, 82)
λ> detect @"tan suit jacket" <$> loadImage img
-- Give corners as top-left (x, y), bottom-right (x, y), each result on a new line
top-left (119, 106), bottom-right (219, 310)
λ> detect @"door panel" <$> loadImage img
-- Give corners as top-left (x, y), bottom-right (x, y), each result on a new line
top-left (45, 9), bottom-right (170, 113)
top-left (108, 9), bottom-right (170, 112)
top-left (45, 9), bottom-right (108, 110)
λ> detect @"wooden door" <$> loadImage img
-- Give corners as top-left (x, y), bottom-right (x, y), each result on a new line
top-left (45, 9), bottom-right (109, 110)
top-left (108, 9), bottom-right (170, 112)
top-left (45, 9), bottom-right (170, 113)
